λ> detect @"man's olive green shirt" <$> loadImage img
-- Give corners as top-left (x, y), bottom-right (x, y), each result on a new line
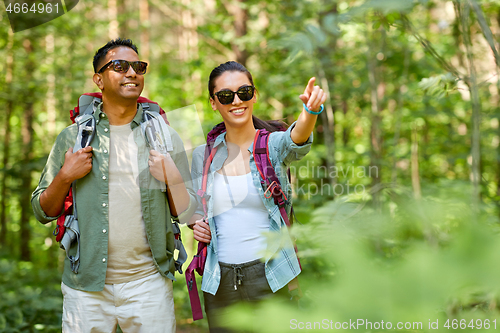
top-left (31, 104), bottom-right (195, 292)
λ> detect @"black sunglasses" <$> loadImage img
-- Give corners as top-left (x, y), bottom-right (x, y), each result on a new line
top-left (212, 86), bottom-right (255, 105)
top-left (97, 60), bottom-right (148, 75)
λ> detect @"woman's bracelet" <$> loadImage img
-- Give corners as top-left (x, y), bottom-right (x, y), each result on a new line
top-left (303, 103), bottom-right (324, 115)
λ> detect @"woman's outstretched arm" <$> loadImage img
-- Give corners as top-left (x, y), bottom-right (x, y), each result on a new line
top-left (291, 77), bottom-right (327, 145)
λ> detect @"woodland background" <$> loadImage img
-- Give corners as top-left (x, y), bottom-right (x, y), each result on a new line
top-left (1, 0), bottom-right (500, 332)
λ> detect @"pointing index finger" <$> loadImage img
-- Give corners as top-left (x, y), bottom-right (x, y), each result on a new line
top-left (306, 77), bottom-right (316, 94)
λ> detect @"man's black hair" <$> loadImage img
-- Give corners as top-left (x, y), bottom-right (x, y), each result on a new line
top-left (93, 38), bottom-right (139, 73)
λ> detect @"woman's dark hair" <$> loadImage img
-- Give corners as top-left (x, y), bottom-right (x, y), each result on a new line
top-left (208, 61), bottom-right (288, 132)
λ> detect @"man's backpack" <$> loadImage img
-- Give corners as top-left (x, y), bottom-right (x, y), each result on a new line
top-left (53, 92), bottom-right (187, 274)
top-left (185, 122), bottom-right (301, 321)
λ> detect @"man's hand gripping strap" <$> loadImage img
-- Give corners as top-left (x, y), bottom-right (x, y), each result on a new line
top-left (60, 113), bottom-right (96, 274)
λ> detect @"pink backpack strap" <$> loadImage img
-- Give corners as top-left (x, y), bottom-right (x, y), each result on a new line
top-left (186, 145), bottom-right (218, 321)
top-left (185, 243), bottom-right (205, 321)
top-left (252, 130), bottom-right (301, 269)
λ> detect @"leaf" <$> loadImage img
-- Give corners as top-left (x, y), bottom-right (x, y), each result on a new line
top-left (418, 73), bottom-right (458, 99)
top-left (322, 13), bottom-right (342, 36)
top-left (306, 24), bottom-right (327, 45)
top-left (365, 0), bottom-right (415, 13)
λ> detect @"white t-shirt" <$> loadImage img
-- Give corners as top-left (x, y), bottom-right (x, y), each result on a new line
top-left (213, 172), bottom-right (270, 264)
top-left (105, 123), bottom-right (156, 284)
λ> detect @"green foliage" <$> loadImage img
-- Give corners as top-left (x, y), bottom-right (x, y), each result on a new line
top-left (0, 259), bottom-right (62, 333)
top-left (0, 0), bottom-right (500, 331)
top-left (419, 73), bottom-right (459, 99)
top-left (223, 188), bottom-right (500, 332)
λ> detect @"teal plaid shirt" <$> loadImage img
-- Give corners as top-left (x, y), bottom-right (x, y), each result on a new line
top-left (190, 122), bottom-right (312, 295)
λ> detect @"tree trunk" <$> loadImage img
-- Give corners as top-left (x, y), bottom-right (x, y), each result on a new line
top-left (391, 40), bottom-right (410, 184)
top-left (317, 3), bottom-right (338, 197)
top-left (108, 0), bottom-right (119, 40)
top-left (495, 8), bottom-right (500, 218)
top-left (342, 99), bottom-right (349, 147)
top-left (19, 37), bottom-right (36, 261)
top-left (470, 0), bottom-right (500, 69)
top-left (496, 69), bottom-right (500, 218)
top-left (224, 0), bottom-right (249, 66)
top-left (140, 0), bottom-right (150, 61)
top-left (45, 32), bottom-right (58, 267)
top-left (367, 24), bottom-right (385, 208)
top-left (45, 33), bottom-right (56, 142)
top-left (458, 1), bottom-right (482, 211)
top-left (140, 0), bottom-right (150, 97)
top-left (0, 30), bottom-right (14, 247)
top-left (318, 71), bottom-right (337, 192)
top-left (117, 0), bottom-right (128, 38)
top-left (411, 124), bottom-right (422, 199)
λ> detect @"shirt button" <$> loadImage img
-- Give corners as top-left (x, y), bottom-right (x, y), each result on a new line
top-left (102, 258), bottom-right (106, 263)
top-left (102, 229), bottom-right (107, 233)
top-left (100, 113), bottom-right (105, 118)
top-left (104, 128), bottom-right (109, 132)
top-left (103, 149), bottom-right (108, 154)
top-left (102, 176), bottom-right (107, 180)
top-left (102, 203), bottom-right (107, 207)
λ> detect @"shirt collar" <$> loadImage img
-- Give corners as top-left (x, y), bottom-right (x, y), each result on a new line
top-left (95, 102), bottom-right (143, 129)
top-left (212, 130), bottom-right (257, 153)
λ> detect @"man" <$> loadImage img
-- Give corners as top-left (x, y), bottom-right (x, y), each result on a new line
top-left (31, 38), bottom-right (195, 332)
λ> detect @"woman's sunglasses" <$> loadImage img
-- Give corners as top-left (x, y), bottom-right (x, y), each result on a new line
top-left (213, 86), bottom-right (255, 105)
top-left (97, 60), bottom-right (148, 75)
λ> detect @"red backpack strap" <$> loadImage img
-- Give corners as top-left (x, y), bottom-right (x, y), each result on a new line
top-left (185, 241), bottom-right (207, 321)
top-left (185, 144), bottom-right (218, 321)
top-left (53, 188), bottom-right (74, 242)
top-left (198, 146), bottom-right (217, 216)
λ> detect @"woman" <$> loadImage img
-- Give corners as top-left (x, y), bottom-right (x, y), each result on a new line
top-left (189, 61), bottom-right (326, 332)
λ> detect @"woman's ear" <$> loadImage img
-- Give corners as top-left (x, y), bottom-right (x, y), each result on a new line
top-left (210, 97), bottom-right (217, 111)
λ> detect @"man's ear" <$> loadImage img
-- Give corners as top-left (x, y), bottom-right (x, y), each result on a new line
top-left (209, 97), bottom-right (217, 111)
top-left (93, 73), bottom-right (104, 91)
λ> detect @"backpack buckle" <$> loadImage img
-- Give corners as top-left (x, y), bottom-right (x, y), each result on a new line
top-left (264, 181), bottom-right (288, 201)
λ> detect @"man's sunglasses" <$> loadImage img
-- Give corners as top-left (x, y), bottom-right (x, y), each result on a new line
top-left (212, 85), bottom-right (255, 105)
top-left (97, 60), bottom-right (148, 75)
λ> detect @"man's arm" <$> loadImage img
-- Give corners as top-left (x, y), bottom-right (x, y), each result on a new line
top-left (148, 127), bottom-right (195, 222)
top-left (149, 149), bottom-right (190, 216)
top-left (39, 146), bottom-right (93, 217)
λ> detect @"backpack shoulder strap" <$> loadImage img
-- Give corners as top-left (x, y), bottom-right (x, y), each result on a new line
top-left (252, 129), bottom-right (301, 272)
top-left (198, 145), bottom-right (217, 218)
top-left (185, 143), bottom-right (218, 322)
top-left (141, 108), bottom-right (174, 153)
top-left (252, 129), bottom-right (292, 226)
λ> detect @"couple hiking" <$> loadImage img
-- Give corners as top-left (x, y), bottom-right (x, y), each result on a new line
top-left (31, 38), bottom-right (326, 333)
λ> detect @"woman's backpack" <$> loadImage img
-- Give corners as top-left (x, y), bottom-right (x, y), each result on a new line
top-left (185, 122), bottom-right (300, 321)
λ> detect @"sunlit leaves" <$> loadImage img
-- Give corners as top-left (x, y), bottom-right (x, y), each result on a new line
top-left (419, 73), bottom-right (459, 99)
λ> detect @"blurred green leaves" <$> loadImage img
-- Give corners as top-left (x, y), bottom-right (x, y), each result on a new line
top-left (223, 188), bottom-right (500, 332)
top-left (0, 259), bottom-right (62, 332)
top-left (419, 73), bottom-right (459, 99)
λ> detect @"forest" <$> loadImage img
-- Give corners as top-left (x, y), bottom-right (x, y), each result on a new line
top-left (1, 0), bottom-right (500, 332)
